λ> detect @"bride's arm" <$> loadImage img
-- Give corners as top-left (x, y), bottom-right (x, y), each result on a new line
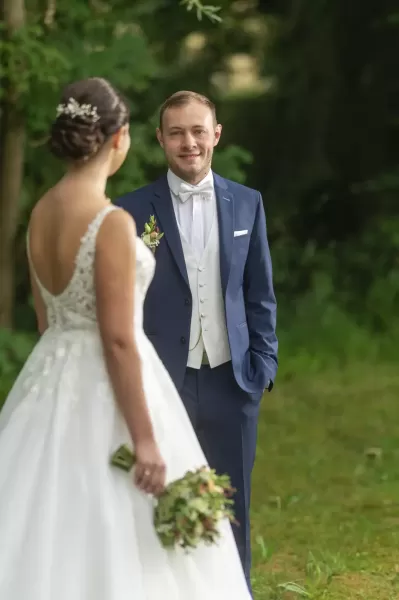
top-left (95, 209), bottom-right (165, 496)
top-left (28, 260), bottom-right (48, 336)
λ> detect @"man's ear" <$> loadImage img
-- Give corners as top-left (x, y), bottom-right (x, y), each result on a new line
top-left (156, 127), bottom-right (164, 148)
top-left (214, 123), bottom-right (222, 147)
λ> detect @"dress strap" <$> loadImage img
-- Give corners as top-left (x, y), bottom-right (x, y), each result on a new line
top-left (75, 204), bottom-right (119, 267)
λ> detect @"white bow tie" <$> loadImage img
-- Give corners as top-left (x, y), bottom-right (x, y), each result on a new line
top-left (178, 180), bottom-right (213, 203)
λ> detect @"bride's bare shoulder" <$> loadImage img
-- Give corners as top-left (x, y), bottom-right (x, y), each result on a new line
top-left (103, 206), bottom-right (136, 232)
top-left (28, 189), bottom-right (56, 227)
top-left (96, 206), bottom-right (137, 253)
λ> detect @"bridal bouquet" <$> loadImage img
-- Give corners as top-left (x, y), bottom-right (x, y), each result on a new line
top-left (111, 444), bottom-right (236, 550)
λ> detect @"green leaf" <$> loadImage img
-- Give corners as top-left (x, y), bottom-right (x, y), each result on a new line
top-left (277, 582), bottom-right (310, 596)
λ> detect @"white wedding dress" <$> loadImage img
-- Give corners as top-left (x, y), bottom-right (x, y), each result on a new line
top-left (0, 205), bottom-right (251, 600)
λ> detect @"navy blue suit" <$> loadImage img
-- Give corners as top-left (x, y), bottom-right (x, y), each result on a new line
top-left (116, 173), bottom-right (278, 585)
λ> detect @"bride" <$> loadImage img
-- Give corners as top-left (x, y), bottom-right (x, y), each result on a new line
top-left (0, 77), bottom-right (252, 599)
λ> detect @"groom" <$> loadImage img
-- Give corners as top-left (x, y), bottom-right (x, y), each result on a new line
top-left (116, 91), bottom-right (278, 586)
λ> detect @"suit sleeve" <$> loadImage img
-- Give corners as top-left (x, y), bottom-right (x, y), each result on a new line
top-left (243, 192), bottom-right (278, 389)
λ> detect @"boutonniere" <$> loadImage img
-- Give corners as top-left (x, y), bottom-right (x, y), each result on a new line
top-left (141, 215), bottom-right (164, 254)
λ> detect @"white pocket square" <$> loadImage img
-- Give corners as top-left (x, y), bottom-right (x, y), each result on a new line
top-left (234, 230), bottom-right (248, 237)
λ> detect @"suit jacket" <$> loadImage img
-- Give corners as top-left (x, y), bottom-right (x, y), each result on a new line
top-left (115, 172), bottom-right (278, 395)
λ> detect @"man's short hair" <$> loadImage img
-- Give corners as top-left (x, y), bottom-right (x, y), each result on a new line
top-left (159, 91), bottom-right (217, 129)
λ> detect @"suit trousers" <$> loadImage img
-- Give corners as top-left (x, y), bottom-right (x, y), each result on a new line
top-left (179, 361), bottom-right (261, 591)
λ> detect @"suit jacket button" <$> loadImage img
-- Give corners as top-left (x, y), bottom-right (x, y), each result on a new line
top-left (180, 336), bottom-right (186, 344)
top-left (185, 298), bottom-right (190, 305)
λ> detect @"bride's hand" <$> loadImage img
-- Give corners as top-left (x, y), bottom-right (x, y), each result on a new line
top-left (134, 439), bottom-right (166, 497)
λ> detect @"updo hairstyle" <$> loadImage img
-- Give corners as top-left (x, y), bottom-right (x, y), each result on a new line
top-left (49, 77), bottom-right (129, 162)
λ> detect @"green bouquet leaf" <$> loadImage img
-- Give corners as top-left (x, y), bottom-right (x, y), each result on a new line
top-left (111, 444), bottom-right (136, 471)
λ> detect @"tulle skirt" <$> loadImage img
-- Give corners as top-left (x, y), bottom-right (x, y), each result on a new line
top-left (0, 326), bottom-right (251, 599)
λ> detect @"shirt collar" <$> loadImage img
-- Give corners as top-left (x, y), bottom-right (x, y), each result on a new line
top-left (167, 168), bottom-right (214, 197)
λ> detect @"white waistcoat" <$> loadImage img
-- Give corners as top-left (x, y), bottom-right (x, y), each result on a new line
top-left (178, 210), bottom-right (231, 369)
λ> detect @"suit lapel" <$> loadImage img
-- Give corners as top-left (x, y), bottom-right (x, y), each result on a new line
top-left (151, 175), bottom-right (189, 287)
top-left (214, 173), bottom-right (234, 296)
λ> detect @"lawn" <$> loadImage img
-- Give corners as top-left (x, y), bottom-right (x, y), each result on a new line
top-left (2, 348), bottom-right (399, 599)
top-left (251, 364), bottom-right (399, 599)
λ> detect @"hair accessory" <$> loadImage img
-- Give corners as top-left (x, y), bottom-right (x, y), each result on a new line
top-left (56, 97), bottom-right (100, 123)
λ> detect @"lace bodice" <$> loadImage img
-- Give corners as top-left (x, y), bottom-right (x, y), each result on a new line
top-left (28, 205), bottom-right (155, 332)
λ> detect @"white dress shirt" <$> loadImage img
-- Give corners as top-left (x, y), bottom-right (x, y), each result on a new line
top-left (167, 169), bottom-right (216, 262)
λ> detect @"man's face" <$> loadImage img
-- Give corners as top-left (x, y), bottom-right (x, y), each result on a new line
top-left (156, 101), bottom-right (222, 185)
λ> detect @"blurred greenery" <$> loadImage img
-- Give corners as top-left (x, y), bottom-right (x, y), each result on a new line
top-left (1, 0), bottom-right (398, 373)
top-left (0, 0), bottom-right (397, 327)
top-left (1, 1), bottom-right (399, 597)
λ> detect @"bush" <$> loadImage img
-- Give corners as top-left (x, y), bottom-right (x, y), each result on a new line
top-left (0, 329), bottom-right (36, 409)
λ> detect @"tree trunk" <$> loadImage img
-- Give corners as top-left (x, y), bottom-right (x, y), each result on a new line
top-left (0, 0), bottom-right (26, 328)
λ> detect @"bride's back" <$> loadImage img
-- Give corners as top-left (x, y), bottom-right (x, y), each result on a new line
top-left (28, 191), bottom-right (121, 332)
top-left (28, 188), bottom-right (109, 298)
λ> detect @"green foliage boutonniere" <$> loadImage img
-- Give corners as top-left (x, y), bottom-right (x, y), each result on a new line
top-left (141, 215), bottom-right (164, 254)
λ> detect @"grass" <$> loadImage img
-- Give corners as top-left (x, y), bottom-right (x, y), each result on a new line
top-left (251, 363), bottom-right (399, 599)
